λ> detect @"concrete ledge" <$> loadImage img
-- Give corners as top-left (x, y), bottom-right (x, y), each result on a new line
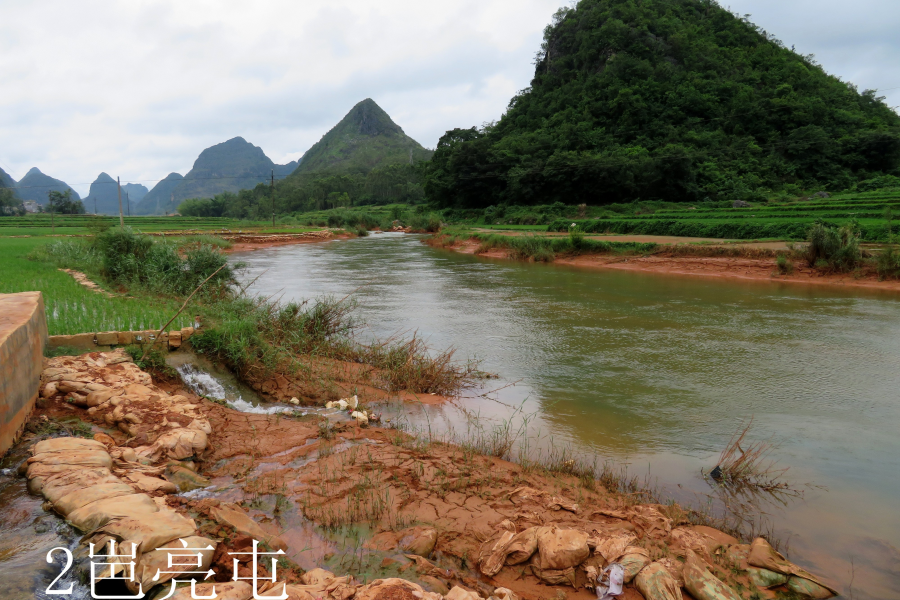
top-left (0, 292), bottom-right (48, 454)
top-left (49, 327), bottom-right (195, 352)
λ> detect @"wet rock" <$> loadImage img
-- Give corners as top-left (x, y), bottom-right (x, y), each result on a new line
top-left (210, 502), bottom-right (287, 551)
top-left (747, 567), bottom-right (788, 588)
top-left (164, 464), bottom-right (210, 492)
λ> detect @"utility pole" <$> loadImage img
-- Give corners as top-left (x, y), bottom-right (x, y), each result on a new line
top-left (271, 169), bottom-right (275, 228)
top-left (117, 177), bottom-right (124, 228)
top-left (48, 191), bottom-right (54, 234)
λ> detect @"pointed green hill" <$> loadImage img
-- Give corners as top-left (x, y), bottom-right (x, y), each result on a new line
top-left (0, 166), bottom-right (16, 191)
top-left (135, 173), bottom-right (184, 215)
top-left (426, 0), bottom-right (900, 207)
top-left (293, 99), bottom-right (432, 176)
top-left (16, 168), bottom-right (80, 205)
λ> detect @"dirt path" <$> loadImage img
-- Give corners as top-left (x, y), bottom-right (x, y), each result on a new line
top-left (446, 239), bottom-right (900, 293)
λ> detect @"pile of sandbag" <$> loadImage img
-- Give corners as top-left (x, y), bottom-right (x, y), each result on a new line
top-left (24, 436), bottom-right (215, 595)
top-left (40, 350), bottom-right (212, 462)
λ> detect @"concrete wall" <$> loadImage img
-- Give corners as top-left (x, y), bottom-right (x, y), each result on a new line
top-left (0, 292), bottom-right (48, 454)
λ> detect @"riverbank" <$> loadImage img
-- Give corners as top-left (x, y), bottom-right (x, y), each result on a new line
top-left (9, 348), bottom-right (840, 599)
top-left (433, 236), bottom-right (900, 293)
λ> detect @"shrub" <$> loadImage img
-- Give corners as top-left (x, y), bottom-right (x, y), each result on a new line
top-left (804, 221), bottom-right (861, 272)
top-left (775, 254), bottom-right (794, 275)
top-left (876, 247), bottom-right (900, 280)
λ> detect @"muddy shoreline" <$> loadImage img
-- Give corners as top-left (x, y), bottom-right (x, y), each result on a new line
top-left (3, 349), bottom-right (843, 600)
top-left (441, 239), bottom-right (900, 293)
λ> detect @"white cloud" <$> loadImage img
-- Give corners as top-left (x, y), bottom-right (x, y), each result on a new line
top-left (1, 0), bottom-right (897, 196)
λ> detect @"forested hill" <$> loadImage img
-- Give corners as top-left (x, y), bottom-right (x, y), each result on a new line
top-left (135, 173), bottom-right (183, 215)
top-left (169, 137), bottom-right (298, 205)
top-left (425, 0), bottom-right (900, 208)
top-left (16, 168), bottom-right (80, 204)
top-left (292, 99), bottom-right (432, 176)
top-left (0, 167), bottom-right (15, 191)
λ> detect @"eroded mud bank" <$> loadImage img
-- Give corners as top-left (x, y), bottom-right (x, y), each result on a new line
top-left (1, 350), bottom-right (844, 599)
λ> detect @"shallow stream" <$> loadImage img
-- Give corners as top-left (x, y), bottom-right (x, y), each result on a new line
top-left (234, 232), bottom-right (900, 599)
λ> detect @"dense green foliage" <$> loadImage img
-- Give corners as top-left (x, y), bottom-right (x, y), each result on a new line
top-left (48, 190), bottom-right (86, 214)
top-left (93, 228), bottom-right (234, 296)
top-left (804, 221), bottom-right (861, 271)
top-left (16, 167), bottom-right (80, 205)
top-left (0, 187), bottom-right (24, 216)
top-left (425, 0), bottom-right (900, 209)
top-left (179, 162), bottom-right (428, 217)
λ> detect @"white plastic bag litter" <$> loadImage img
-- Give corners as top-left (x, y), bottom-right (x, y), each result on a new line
top-left (597, 563), bottom-right (625, 600)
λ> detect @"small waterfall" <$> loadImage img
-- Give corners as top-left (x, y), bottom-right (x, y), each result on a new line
top-left (175, 362), bottom-right (296, 415)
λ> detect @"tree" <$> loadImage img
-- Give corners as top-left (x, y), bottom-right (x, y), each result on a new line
top-left (0, 187), bottom-right (24, 216)
top-left (48, 190), bottom-right (86, 214)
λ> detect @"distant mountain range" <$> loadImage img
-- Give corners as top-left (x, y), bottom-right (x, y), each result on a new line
top-left (15, 167), bottom-right (80, 204)
top-left (292, 98), bottom-right (431, 177)
top-left (135, 173), bottom-right (183, 215)
top-left (7, 98), bottom-right (430, 215)
top-left (134, 138), bottom-right (298, 214)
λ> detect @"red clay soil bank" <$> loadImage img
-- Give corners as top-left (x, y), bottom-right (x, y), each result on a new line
top-left (445, 239), bottom-right (900, 293)
top-left (23, 350), bottom-right (839, 599)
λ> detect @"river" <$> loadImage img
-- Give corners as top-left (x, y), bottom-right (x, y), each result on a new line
top-left (234, 232), bottom-right (900, 599)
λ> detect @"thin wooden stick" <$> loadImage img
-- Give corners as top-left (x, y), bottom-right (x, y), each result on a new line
top-left (140, 264), bottom-right (227, 362)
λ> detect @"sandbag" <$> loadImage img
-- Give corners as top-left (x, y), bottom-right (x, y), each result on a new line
top-left (355, 579), bottom-right (429, 600)
top-left (492, 587), bottom-right (518, 600)
top-left (34, 437), bottom-right (107, 454)
top-left (98, 509), bottom-right (197, 554)
top-left (747, 567), bottom-right (788, 589)
top-left (398, 526), bottom-right (437, 557)
top-left (530, 563), bottom-right (576, 587)
top-left (125, 472), bottom-right (179, 494)
top-left (131, 536), bottom-right (216, 592)
top-left (170, 581), bottom-right (253, 600)
top-left (477, 520), bottom-right (516, 576)
top-left (536, 526), bottom-right (590, 570)
top-left (446, 586), bottom-right (483, 600)
top-left (54, 482), bottom-right (137, 515)
top-left (593, 532), bottom-right (637, 563)
top-left (505, 527), bottom-right (539, 565)
top-left (66, 493), bottom-right (160, 532)
top-left (747, 538), bottom-right (836, 597)
top-left (634, 562), bottom-right (683, 600)
top-left (787, 576), bottom-right (835, 599)
top-left (619, 548), bottom-right (651, 582)
top-left (682, 551), bottom-right (740, 600)
top-left (38, 468), bottom-right (121, 503)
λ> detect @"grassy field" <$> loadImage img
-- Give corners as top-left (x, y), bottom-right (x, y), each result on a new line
top-left (0, 237), bottom-right (193, 335)
top-left (547, 189), bottom-right (900, 242)
top-left (0, 214), bottom-right (322, 237)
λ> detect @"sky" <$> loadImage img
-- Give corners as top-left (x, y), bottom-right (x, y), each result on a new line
top-left (1, 0), bottom-right (898, 197)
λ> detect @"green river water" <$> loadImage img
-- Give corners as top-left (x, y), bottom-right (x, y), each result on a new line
top-left (236, 232), bottom-right (900, 599)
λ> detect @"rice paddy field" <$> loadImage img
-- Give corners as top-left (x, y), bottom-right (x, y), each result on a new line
top-left (0, 237), bottom-right (195, 336)
top-left (549, 189), bottom-right (900, 242)
top-left (0, 214), bottom-right (318, 237)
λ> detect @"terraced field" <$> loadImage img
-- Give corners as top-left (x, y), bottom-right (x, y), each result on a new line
top-left (550, 189), bottom-right (900, 242)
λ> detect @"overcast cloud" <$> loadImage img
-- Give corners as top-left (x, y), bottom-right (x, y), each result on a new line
top-left (1, 0), bottom-right (898, 196)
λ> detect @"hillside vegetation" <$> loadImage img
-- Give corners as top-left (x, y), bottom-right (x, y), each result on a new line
top-left (425, 0), bottom-right (900, 208)
top-left (179, 100), bottom-right (432, 218)
top-left (15, 167), bottom-right (80, 205)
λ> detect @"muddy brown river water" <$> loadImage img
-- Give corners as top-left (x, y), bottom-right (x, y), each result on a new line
top-left (234, 232), bottom-right (900, 599)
